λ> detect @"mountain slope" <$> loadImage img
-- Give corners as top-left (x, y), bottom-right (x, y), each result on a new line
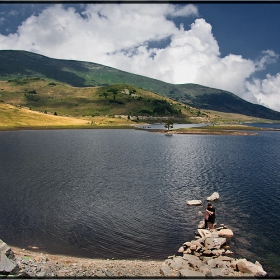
top-left (1, 50), bottom-right (280, 120)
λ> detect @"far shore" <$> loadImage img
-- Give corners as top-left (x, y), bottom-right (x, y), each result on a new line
top-left (0, 123), bottom-right (279, 135)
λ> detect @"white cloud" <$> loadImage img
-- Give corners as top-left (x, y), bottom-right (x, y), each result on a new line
top-left (0, 3), bottom-right (279, 112)
top-left (245, 73), bottom-right (280, 112)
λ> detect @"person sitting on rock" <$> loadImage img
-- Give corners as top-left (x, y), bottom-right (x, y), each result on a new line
top-left (205, 203), bottom-right (216, 231)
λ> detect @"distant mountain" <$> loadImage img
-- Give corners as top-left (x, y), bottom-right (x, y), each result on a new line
top-left (1, 50), bottom-right (280, 120)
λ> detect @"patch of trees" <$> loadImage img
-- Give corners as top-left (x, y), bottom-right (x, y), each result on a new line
top-left (8, 77), bottom-right (42, 85)
top-left (24, 89), bottom-right (39, 101)
top-left (152, 99), bottom-right (180, 115)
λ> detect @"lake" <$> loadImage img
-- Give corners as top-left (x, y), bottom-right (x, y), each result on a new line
top-left (0, 127), bottom-right (280, 276)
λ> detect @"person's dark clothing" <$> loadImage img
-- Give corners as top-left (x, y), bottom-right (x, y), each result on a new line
top-left (207, 206), bottom-right (215, 224)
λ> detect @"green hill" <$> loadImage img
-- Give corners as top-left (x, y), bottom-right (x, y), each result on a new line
top-left (1, 49), bottom-right (280, 120)
top-left (0, 78), bottom-right (202, 122)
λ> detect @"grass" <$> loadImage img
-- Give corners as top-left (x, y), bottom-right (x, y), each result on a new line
top-left (0, 77), bottom-right (277, 130)
top-left (0, 103), bottom-right (135, 130)
top-left (0, 78), bottom-right (208, 121)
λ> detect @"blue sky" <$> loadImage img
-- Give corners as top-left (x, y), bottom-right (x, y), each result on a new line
top-left (0, 3), bottom-right (280, 112)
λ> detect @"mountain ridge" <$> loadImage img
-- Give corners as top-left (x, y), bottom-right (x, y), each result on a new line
top-left (1, 49), bottom-right (280, 120)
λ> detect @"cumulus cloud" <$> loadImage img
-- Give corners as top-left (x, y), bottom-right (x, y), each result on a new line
top-left (245, 73), bottom-right (280, 112)
top-left (0, 3), bottom-right (279, 112)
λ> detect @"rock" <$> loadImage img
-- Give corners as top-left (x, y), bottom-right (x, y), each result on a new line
top-left (160, 263), bottom-right (179, 277)
top-left (0, 240), bottom-right (19, 275)
top-left (199, 263), bottom-right (211, 275)
top-left (179, 268), bottom-right (205, 277)
top-left (211, 249), bottom-right (225, 256)
top-left (191, 240), bottom-right (203, 247)
top-left (0, 240), bottom-right (11, 255)
top-left (197, 229), bottom-right (212, 238)
top-left (202, 250), bottom-right (212, 256)
top-left (187, 200), bottom-right (202, 206)
top-left (182, 254), bottom-right (203, 270)
top-left (207, 258), bottom-right (226, 268)
top-left (216, 256), bottom-right (235, 262)
top-left (236, 259), bottom-right (267, 277)
top-left (169, 257), bottom-right (187, 270)
top-left (224, 250), bottom-right (234, 255)
top-left (197, 220), bottom-right (205, 229)
top-left (183, 241), bottom-right (192, 247)
top-left (184, 248), bottom-right (191, 254)
top-left (177, 246), bottom-right (184, 253)
top-left (218, 228), bottom-right (234, 238)
top-left (0, 254), bottom-right (18, 274)
top-left (190, 245), bottom-right (196, 251)
top-left (208, 267), bottom-right (231, 277)
top-left (204, 237), bottom-right (226, 250)
top-left (206, 192), bottom-right (219, 201)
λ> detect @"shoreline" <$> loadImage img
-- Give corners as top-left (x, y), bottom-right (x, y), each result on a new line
top-left (9, 245), bottom-right (164, 277)
top-left (1, 124), bottom-right (279, 135)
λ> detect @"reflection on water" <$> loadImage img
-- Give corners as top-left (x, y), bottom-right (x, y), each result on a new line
top-left (0, 129), bottom-right (280, 276)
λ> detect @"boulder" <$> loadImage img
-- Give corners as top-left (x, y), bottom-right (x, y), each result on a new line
top-left (207, 267), bottom-right (231, 277)
top-left (206, 192), bottom-right (219, 201)
top-left (0, 240), bottom-right (19, 275)
top-left (197, 229), bottom-right (212, 238)
top-left (187, 200), bottom-right (202, 206)
top-left (169, 257), bottom-right (188, 270)
top-left (236, 259), bottom-right (267, 277)
top-left (179, 268), bottom-right (205, 277)
top-left (160, 263), bottom-right (179, 277)
top-left (211, 249), bottom-right (225, 256)
top-left (178, 246), bottom-right (184, 253)
top-left (202, 249), bottom-right (212, 256)
top-left (182, 254), bottom-right (203, 270)
top-left (204, 237), bottom-right (226, 250)
top-left (218, 228), bottom-right (234, 238)
top-left (207, 258), bottom-right (226, 268)
top-left (183, 241), bottom-right (192, 247)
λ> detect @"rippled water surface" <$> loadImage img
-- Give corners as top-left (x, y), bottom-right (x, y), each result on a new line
top-left (0, 128), bottom-right (280, 276)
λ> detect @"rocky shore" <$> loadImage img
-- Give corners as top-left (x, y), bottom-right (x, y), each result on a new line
top-left (0, 192), bottom-right (267, 278)
top-left (160, 224), bottom-right (267, 278)
top-left (0, 225), bottom-right (267, 279)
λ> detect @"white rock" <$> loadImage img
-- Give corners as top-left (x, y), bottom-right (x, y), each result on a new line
top-left (187, 200), bottom-right (202, 205)
top-left (197, 229), bottom-right (213, 238)
top-left (204, 237), bottom-right (226, 250)
top-left (206, 192), bottom-right (219, 201)
top-left (218, 228), bottom-right (234, 238)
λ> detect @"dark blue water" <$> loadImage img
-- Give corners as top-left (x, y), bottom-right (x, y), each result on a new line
top-left (0, 128), bottom-right (280, 276)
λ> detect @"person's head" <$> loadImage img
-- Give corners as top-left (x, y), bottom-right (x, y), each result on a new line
top-left (207, 203), bottom-right (212, 208)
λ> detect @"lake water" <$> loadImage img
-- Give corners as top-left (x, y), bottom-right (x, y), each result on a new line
top-left (0, 127), bottom-right (280, 276)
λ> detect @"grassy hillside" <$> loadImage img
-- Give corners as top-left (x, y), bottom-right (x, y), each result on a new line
top-left (0, 77), bottom-right (272, 130)
top-left (0, 103), bottom-right (89, 129)
top-left (0, 77), bottom-right (207, 123)
top-left (1, 50), bottom-right (280, 120)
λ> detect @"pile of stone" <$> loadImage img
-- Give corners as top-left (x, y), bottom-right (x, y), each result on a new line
top-left (160, 224), bottom-right (267, 278)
